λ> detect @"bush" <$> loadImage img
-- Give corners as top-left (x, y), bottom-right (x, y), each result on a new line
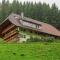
top-left (27, 36), bottom-right (54, 42)
top-left (46, 39), bottom-right (54, 42)
top-left (0, 38), bottom-right (6, 44)
top-left (27, 36), bottom-right (42, 42)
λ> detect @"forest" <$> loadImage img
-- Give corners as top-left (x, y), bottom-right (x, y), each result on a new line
top-left (0, 0), bottom-right (60, 30)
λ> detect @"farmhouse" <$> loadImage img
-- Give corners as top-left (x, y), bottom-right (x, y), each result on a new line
top-left (0, 13), bottom-right (60, 43)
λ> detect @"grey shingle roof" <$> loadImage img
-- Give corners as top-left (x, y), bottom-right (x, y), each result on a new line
top-left (0, 13), bottom-right (60, 37)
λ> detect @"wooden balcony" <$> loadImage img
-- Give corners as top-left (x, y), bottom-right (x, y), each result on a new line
top-left (2, 24), bottom-right (15, 34)
top-left (4, 29), bottom-right (17, 37)
top-left (6, 34), bottom-right (18, 42)
top-left (3, 31), bottom-right (17, 40)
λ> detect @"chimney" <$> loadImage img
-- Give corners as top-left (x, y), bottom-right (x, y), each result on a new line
top-left (21, 12), bottom-right (24, 19)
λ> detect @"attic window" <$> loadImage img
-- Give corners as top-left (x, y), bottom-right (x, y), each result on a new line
top-left (39, 24), bottom-right (42, 29)
top-left (35, 24), bottom-right (42, 29)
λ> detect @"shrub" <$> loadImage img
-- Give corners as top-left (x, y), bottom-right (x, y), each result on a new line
top-left (27, 36), bottom-right (54, 42)
top-left (0, 38), bottom-right (6, 44)
top-left (46, 39), bottom-right (54, 42)
top-left (27, 36), bottom-right (42, 42)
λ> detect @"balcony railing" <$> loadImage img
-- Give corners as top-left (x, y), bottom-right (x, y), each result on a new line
top-left (6, 34), bottom-right (18, 42)
top-left (4, 29), bottom-right (16, 37)
top-left (4, 31), bottom-right (17, 40)
top-left (2, 24), bottom-right (15, 34)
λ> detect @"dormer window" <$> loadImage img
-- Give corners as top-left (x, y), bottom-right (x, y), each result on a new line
top-left (20, 20), bottom-right (36, 28)
top-left (20, 20), bottom-right (42, 29)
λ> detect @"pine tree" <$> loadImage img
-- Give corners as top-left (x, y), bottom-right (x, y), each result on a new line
top-left (0, 1), bottom-right (60, 30)
top-left (1, 0), bottom-right (6, 22)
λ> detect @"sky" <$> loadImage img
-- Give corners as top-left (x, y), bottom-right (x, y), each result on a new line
top-left (0, 0), bottom-right (60, 9)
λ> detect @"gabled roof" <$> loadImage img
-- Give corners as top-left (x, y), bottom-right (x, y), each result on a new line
top-left (0, 13), bottom-right (60, 37)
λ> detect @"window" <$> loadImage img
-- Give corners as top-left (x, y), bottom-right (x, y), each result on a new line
top-left (36, 25), bottom-right (39, 29)
top-left (24, 35), bottom-right (26, 38)
top-left (38, 24), bottom-right (42, 29)
top-left (20, 20), bottom-right (42, 29)
top-left (20, 20), bottom-right (37, 28)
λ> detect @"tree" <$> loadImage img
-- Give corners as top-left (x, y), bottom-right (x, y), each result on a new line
top-left (0, 1), bottom-right (60, 30)
top-left (48, 3), bottom-right (59, 28)
top-left (1, 0), bottom-right (6, 22)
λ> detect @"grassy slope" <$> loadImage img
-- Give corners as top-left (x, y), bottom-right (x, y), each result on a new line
top-left (0, 42), bottom-right (60, 60)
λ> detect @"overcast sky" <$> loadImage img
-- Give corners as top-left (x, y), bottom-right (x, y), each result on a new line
top-left (0, 0), bottom-right (60, 9)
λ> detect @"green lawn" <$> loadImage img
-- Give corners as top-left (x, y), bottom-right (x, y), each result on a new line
top-left (0, 42), bottom-right (60, 60)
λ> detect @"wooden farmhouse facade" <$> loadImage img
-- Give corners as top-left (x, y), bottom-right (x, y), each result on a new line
top-left (0, 13), bottom-right (60, 43)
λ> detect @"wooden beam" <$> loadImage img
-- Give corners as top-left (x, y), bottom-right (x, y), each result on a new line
top-left (2, 25), bottom-right (15, 34)
top-left (4, 28), bottom-right (17, 37)
top-left (6, 34), bottom-right (18, 42)
top-left (4, 32), bottom-right (17, 40)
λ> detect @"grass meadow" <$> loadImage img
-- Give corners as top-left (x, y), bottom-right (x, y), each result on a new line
top-left (0, 41), bottom-right (60, 60)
